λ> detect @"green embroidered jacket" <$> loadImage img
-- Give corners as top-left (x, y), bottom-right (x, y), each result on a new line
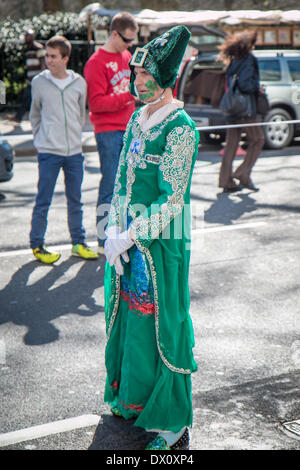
top-left (104, 105), bottom-right (199, 374)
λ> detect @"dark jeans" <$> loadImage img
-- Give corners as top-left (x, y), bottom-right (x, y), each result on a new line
top-left (15, 84), bottom-right (31, 122)
top-left (95, 130), bottom-right (124, 247)
top-left (30, 153), bottom-right (85, 249)
top-left (219, 118), bottom-right (265, 188)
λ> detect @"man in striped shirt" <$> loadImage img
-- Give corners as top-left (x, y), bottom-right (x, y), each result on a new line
top-left (9, 30), bottom-right (46, 123)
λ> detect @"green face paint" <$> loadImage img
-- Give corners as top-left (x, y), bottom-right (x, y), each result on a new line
top-left (138, 79), bottom-right (159, 100)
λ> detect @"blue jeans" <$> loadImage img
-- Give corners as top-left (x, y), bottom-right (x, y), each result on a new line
top-left (95, 130), bottom-right (124, 247)
top-left (30, 153), bottom-right (85, 249)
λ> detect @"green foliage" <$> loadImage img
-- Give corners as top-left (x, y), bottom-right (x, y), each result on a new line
top-left (0, 12), bottom-right (89, 105)
top-left (0, 12), bottom-right (88, 56)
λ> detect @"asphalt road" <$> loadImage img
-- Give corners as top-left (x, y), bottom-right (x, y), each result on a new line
top-left (1, 142), bottom-right (300, 451)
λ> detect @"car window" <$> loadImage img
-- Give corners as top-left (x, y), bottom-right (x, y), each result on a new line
top-left (258, 59), bottom-right (281, 81)
top-left (190, 34), bottom-right (224, 46)
top-left (286, 59), bottom-right (300, 81)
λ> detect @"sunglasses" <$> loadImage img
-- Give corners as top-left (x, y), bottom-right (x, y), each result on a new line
top-left (117, 30), bottom-right (135, 44)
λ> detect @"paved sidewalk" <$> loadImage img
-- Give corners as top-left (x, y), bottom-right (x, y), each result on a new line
top-left (0, 111), bottom-right (97, 156)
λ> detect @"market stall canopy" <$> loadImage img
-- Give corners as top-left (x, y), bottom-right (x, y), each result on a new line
top-left (219, 10), bottom-right (300, 26)
top-left (80, 7), bottom-right (300, 29)
top-left (78, 3), bottom-right (119, 21)
top-left (133, 9), bottom-right (228, 31)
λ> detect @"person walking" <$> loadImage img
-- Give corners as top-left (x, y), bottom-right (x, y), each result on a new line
top-left (218, 31), bottom-right (265, 192)
top-left (103, 25), bottom-right (199, 450)
top-left (29, 35), bottom-right (98, 264)
top-left (8, 30), bottom-right (46, 124)
top-left (84, 12), bottom-right (138, 254)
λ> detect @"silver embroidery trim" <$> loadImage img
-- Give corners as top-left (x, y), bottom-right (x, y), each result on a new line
top-left (107, 273), bottom-right (120, 340)
top-left (137, 240), bottom-right (192, 375)
top-left (145, 154), bottom-right (161, 164)
top-left (131, 125), bottom-right (196, 241)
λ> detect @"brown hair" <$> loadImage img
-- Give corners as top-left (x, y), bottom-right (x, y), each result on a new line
top-left (46, 35), bottom-right (72, 58)
top-left (110, 12), bottom-right (138, 34)
top-left (218, 30), bottom-right (257, 64)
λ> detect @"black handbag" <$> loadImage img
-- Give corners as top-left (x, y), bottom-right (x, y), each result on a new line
top-left (219, 74), bottom-right (252, 118)
top-left (257, 90), bottom-right (270, 116)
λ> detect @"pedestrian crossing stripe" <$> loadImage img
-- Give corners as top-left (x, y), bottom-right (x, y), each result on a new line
top-left (0, 414), bottom-right (100, 447)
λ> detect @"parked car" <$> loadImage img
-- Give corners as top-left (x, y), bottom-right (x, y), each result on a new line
top-left (175, 31), bottom-right (300, 150)
top-left (0, 136), bottom-right (14, 188)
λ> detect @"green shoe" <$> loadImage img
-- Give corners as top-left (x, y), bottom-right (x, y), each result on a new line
top-left (71, 244), bottom-right (99, 260)
top-left (145, 428), bottom-right (189, 450)
top-left (110, 406), bottom-right (123, 417)
top-left (145, 436), bottom-right (170, 450)
top-left (33, 246), bottom-right (61, 264)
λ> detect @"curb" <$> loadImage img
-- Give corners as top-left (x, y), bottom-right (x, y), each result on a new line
top-left (13, 145), bottom-right (97, 157)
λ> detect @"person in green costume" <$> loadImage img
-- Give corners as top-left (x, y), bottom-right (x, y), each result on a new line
top-left (103, 25), bottom-right (199, 450)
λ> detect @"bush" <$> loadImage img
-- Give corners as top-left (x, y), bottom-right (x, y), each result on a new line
top-left (0, 12), bottom-right (91, 106)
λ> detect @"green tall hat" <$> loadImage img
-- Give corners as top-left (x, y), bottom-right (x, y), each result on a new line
top-left (129, 25), bottom-right (191, 95)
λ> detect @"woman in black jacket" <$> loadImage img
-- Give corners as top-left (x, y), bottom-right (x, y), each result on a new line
top-left (218, 31), bottom-right (265, 192)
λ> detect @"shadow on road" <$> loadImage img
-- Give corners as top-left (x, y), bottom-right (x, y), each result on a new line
top-left (0, 256), bottom-right (105, 346)
top-left (196, 190), bottom-right (300, 227)
top-left (88, 414), bottom-right (156, 450)
top-left (193, 370), bottom-right (300, 443)
top-left (204, 192), bottom-right (259, 225)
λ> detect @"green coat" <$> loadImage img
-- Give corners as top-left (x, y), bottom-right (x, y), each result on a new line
top-left (104, 104), bottom-right (199, 375)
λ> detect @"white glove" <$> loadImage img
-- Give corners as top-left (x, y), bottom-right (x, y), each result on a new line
top-left (105, 225), bottom-right (130, 262)
top-left (104, 229), bottom-right (134, 267)
top-left (105, 225), bottom-right (121, 239)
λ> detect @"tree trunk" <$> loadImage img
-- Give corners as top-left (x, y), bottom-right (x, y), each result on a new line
top-left (140, 0), bottom-right (179, 10)
top-left (42, 0), bottom-right (63, 13)
top-left (224, 0), bottom-right (234, 9)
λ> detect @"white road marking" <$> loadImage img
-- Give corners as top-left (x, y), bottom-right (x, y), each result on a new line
top-left (280, 419), bottom-right (300, 441)
top-left (0, 414), bottom-right (100, 447)
top-left (0, 222), bottom-right (266, 259)
top-left (192, 221), bottom-right (265, 236)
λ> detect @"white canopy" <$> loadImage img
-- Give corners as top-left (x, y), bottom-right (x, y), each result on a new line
top-left (83, 7), bottom-right (300, 29)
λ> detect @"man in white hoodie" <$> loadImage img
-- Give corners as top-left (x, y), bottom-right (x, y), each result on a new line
top-left (29, 35), bottom-right (98, 263)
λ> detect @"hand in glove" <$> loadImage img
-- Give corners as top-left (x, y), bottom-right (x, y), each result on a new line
top-left (104, 229), bottom-right (134, 267)
top-left (104, 226), bottom-right (131, 275)
top-left (105, 225), bottom-right (129, 261)
top-left (105, 225), bottom-right (121, 239)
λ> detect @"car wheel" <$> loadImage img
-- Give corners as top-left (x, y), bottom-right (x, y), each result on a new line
top-left (263, 108), bottom-right (294, 149)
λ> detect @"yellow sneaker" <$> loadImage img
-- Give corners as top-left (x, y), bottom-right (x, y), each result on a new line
top-left (33, 246), bottom-right (61, 264)
top-left (71, 243), bottom-right (99, 260)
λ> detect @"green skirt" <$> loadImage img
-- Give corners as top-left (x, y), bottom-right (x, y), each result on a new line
top-left (104, 247), bottom-right (193, 433)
